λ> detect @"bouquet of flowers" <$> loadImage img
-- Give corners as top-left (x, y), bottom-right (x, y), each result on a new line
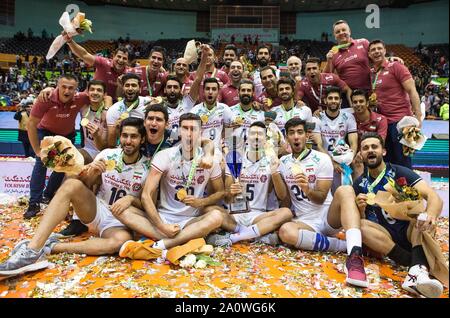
top-left (46, 11), bottom-right (93, 60)
top-left (396, 116), bottom-right (427, 157)
top-left (40, 136), bottom-right (84, 175)
top-left (331, 140), bottom-right (354, 185)
top-left (370, 176), bottom-right (424, 221)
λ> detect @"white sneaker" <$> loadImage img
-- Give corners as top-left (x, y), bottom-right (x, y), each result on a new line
top-left (402, 265), bottom-right (443, 298)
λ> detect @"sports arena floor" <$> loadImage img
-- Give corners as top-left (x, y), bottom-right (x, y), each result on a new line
top-left (0, 199), bottom-right (448, 298)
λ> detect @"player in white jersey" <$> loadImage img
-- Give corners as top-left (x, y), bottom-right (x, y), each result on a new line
top-left (79, 80), bottom-right (111, 164)
top-left (115, 113), bottom-right (225, 256)
top-left (277, 118), bottom-right (368, 288)
top-left (272, 77), bottom-right (312, 136)
top-left (191, 77), bottom-right (234, 150)
top-left (206, 122), bottom-right (292, 247)
top-left (106, 73), bottom-right (152, 147)
top-left (0, 118), bottom-right (149, 277)
top-left (311, 86), bottom-right (358, 192)
top-left (223, 79), bottom-right (265, 151)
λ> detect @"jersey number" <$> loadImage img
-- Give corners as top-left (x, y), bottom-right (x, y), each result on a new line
top-left (291, 185), bottom-right (307, 201)
top-left (209, 128), bottom-right (216, 141)
top-left (245, 184), bottom-right (255, 201)
top-left (109, 187), bottom-right (127, 205)
top-left (327, 138), bottom-right (336, 152)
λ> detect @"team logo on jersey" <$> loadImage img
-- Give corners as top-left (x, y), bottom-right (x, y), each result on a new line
top-left (132, 171), bottom-right (143, 181)
top-left (132, 183), bottom-right (142, 192)
top-left (308, 175), bottom-right (316, 183)
top-left (305, 167), bottom-right (315, 174)
top-left (196, 175), bottom-right (205, 184)
top-left (340, 130), bottom-right (346, 137)
top-left (260, 175), bottom-right (268, 183)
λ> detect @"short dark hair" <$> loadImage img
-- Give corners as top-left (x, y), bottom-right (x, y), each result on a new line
top-left (333, 20), bottom-right (349, 29)
top-left (249, 121), bottom-right (266, 131)
top-left (59, 74), bottom-right (78, 83)
top-left (145, 103), bottom-right (168, 123)
top-left (351, 89), bottom-right (369, 101)
top-left (360, 132), bottom-right (385, 148)
top-left (260, 66), bottom-right (276, 77)
top-left (179, 112), bottom-right (202, 127)
top-left (165, 75), bottom-right (183, 88)
top-left (150, 46), bottom-right (166, 61)
top-left (120, 117), bottom-right (146, 139)
top-left (239, 79), bottom-right (254, 90)
top-left (369, 39), bottom-right (386, 50)
top-left (114, 46), bottom-right (129, 57)
top-left (203, 77), bottom-right (220, 89)
top-left (277, 77), bottom-right (295, 91)
top-left (257, 45), bottom-right (271, 55)
top-left (121, 73), bottom-right (141, 85)
top-left (325, 86), bottom-right (341, 97)
top-left (285, 118), bottom-right (307, 133)
top-left (223, 44), bottom-right (238, 56)
top-left (305, 57), bottom-right (321, 66)
top-left (87, 80), bottom-right (106, 92)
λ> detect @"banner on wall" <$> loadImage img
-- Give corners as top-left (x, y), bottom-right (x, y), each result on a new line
top-left (211, 28), bottom-right (279, 43)
top-left (0, 159), bottom-right (50, 197)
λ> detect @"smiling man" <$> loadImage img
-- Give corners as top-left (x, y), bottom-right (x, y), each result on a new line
top-left (219, 60), bottom-right (245, 106)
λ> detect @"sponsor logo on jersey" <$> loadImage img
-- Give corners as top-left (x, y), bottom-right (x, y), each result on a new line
top-left (196, 175), bottom-right (205, 184)
top-left (260, 175), bottom-right (268, 183)
top-left (308, 175), bottom-right (316, 183)
top-left (132, 183), bottom-right (142, 192)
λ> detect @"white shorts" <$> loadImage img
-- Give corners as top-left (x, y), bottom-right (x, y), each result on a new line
top-left (233, 210), bottom-right (265, 227)
top-left (159, 211), bottom-right (197, 230)
top-left (293, 204), bottom-right (340, 236)
top-left (77, 198), bottom-right (126, 237)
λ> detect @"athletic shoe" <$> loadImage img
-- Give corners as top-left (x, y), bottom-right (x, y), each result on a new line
top-left (23, 203), bottom-right (40, 219)
top-left (57, 220), bottom-right (88, 237)
top-left (206, 232), bottom-right (232, 248)
top-left (344, 247), bottom-right (369, 288)
top-left (402, 265), bottom-right (443, 298)
top-left (0, 242), bottom-right (48, 276)
top-left (254, 232), bottom-right (280, 246)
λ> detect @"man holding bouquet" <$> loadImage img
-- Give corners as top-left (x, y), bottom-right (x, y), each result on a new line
top-left (354, 132), bottom-right (445, 298)
top-left (25, 75), bottom-right (90, 219)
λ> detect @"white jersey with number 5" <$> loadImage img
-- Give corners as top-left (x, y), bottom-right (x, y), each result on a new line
top-left (278, 149), bottom-right (333, 217)
top-left (95, 148), bottom-right (151, 206)
top-left (151, 146), bottom-right (222, 218)
top-left (312, 111), bottom-right (357, 156)
top-left (191, 102), bottom-right (233, 148)
top-left (225, 154), bottom-right (272, 212)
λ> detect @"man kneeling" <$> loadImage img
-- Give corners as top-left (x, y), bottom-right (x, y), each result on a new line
top-left (0, 118), bottom-right (149, 276)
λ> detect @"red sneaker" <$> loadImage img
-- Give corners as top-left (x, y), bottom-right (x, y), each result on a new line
top-left (344, 252), bottom-right (369, 288)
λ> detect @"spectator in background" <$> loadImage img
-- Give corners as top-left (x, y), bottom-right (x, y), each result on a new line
top-left (14, 99), bottom-right (35, 158)
top-left (439, 97), bottom-right (449, 120)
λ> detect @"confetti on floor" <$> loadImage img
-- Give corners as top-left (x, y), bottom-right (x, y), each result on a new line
top-left (0, 201), bottom-right (448, 298)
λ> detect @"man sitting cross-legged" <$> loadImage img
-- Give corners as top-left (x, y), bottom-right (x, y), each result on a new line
top-left (206, 121), bottom-right (293, 247)
top-left (115, 113), bottom-right (225, 258)
top-left (0, 118), bottom-right (150, 277)
top-left (277, 118), bottom-right (369, 288)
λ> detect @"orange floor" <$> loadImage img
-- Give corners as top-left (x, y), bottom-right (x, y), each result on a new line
top-left (0, 202), bottom-right (448, 298)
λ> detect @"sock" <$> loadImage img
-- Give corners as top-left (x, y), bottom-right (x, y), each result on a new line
top-left (152, 240), bottom-right (166, 250)
top-left (387, 244), bottom-right (411, 266)
top-left (230, 225), bottom-right (260, 243)
top-left (295, 230), bottom-right (346, 252)
top-left (345, 228), bottom-right (362, 255)
top-left (233, 224), bottom-right (242, 233)
top-left (411, 245), bottom-right (429, 268)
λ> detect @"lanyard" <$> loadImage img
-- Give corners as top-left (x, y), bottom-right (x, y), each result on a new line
top-left (83, 102), bottom-right (104, 120)
top-left (294, 148), bottom-right (310, 163)
top-left (146, 66), bottom-right (155, 96)
top-left (238, 104), bottom-right (253, 119)
top-left (310, 81), bottom-right (323, 104)
top-left (371, 67), bottom-right (384, 91)
top-left (181, 147), bottom-right (200, 187)
top-left (335, 42), bottom-right (352, 50)
top-left (203, 103), bottom-right (217, 117)
top-left (367, 165), bottom-right (387, 193)
top-left (124, 98), bottom-right (140, 114)
top-left (148, 137), bottom-right (165, 165)
top-left (281, 104), bottom-right (295, 123)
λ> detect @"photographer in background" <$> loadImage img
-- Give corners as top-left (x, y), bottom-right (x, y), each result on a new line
top-left (14, 97), bottom-right (35, 158)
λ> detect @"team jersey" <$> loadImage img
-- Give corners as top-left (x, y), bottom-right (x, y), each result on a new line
top-left (106, 96), bottom-right (151, 126)
top-left (273, 104), bottom-right (313, 136)
top-left (225, 154), bottom-right (272, 212)
top-left (95, 148), bottom-right (150, 207)
top-left (165, 95), bottom-right (195, 136)
top-left (313, 111), bottom-right (357, 156)
top-left (353, 163), bottom-right (421, 250)
top-left (190, 102), bottom-right (233, 148)
top-left (224, 104), bottom-right (265, 145)
top-left (151, 145), bottom-right (222, 217)
top-left (278, 149), bottom-right (333, 217)
top-left (80, 105), bottom-right (107, 158)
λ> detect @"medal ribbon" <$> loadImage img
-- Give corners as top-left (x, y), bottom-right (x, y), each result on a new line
top-left (367, 165), bottom-right (386, 193)
top-left (181, 147), bottom-right (200, 188)
top-left (123, 98), bottom-right (140, 115)
top-left (146, 66), bottom-right (155, 96)
top-left (238, 104), bottom-right (253, 120)
top-left (371, 67), bottom-right (383, 92)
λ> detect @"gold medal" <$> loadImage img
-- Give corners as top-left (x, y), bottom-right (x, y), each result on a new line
top-left (235, 117), bottom-right (244, 125)
top-left (154, 96), bottom-right (163, 104)
top-left (80, 118), bottom-right (90, 127)
top-left (369, 92), bottom-right (377, 104)
top-left (120, 112), bottom-right (130, 120)
top-left (200, 114), bottom-right (209, 124)
top-left (331, 46), bottom-right (339, 54)
top-left (176, 188), bottom-right (188, 201)
top-left (105, 160), bottom-right (116, 171)
top-left (291, 164), bottom-right (303, 175)
top-left (366, 192), bottom-right (376, 206)
top-left (266, 98), bottom-right (273, 107)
